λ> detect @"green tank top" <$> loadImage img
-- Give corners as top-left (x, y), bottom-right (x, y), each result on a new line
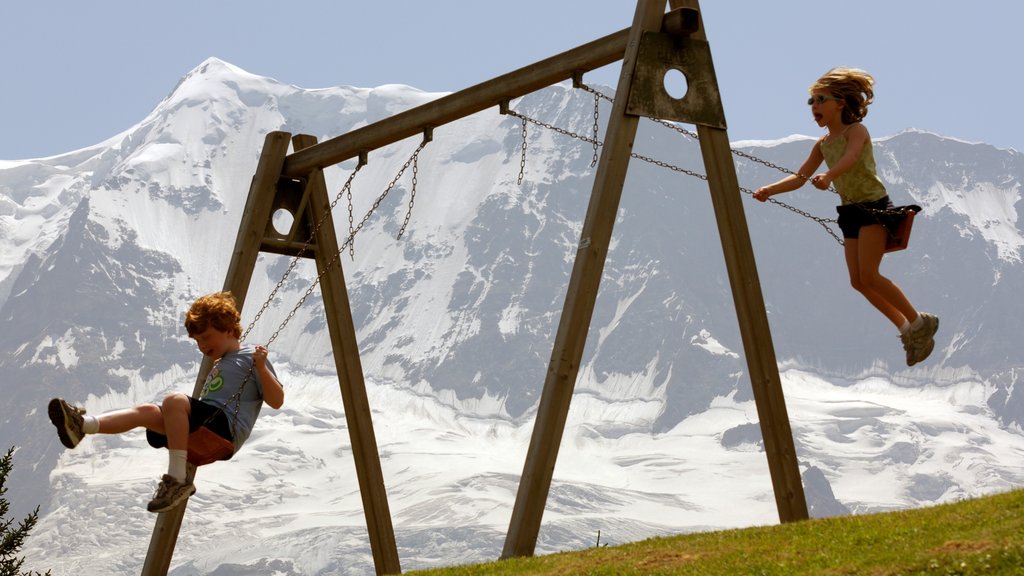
top-left (819, 129), bottom-right (887, 204)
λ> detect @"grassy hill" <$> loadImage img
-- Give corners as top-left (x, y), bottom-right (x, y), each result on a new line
top-left (407, 489), bottom-right (1024, 575)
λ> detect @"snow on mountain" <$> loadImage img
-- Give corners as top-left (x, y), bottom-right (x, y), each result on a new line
top-left (2, 57), bottom-right (1022, 575)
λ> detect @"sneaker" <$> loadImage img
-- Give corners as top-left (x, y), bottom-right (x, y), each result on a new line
top-left (147, 475), bottom-right (196, 513)
top-left (899, 330), bottom-right (915, 365)
top-left (48, 398), bottom-right (86, 449)
top-left (907, 335), bottom-right (935, 367)
top-left (906, 313), bottom-right (940, 366)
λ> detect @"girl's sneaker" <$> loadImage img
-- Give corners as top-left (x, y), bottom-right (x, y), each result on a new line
top-left (906, 313), bottom-right (939, 366)
top-left (48, 398), bottom-right (86, 449)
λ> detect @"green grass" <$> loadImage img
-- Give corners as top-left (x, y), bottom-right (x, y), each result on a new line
top-left (406, 489), bottom-right (1024, 575)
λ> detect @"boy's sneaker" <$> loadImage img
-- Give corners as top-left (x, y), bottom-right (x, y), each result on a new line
top-left (48, 398), bottom-right (86, 449)
top-left (147, 475), bottom-right (197, 513)
top-left (905, 313), bottom-right (939, 366)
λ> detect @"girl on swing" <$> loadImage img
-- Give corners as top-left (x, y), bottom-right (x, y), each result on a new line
top-left (48, 291), bottom-right (284, 513)
top-left (753, 67), bottom-right (939, 366)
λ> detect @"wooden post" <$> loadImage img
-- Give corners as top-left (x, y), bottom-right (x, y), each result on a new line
top-left (141, 131), bottom-right (293, 575)
top-left (291, 134), bottom-right (402, 575)
top-left (141, 131), bottom-right (402, 575)
top-left (672, 0), bottom-right (809, 524)
top-left (501, 0), bottom-right (668, 559)
top-left (698, 125), bottom-right (808, 522)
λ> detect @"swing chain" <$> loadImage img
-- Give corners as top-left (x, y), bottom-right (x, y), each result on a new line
top-left (631, 149), bottom-right (843, 245)
top-left (749, 188), bottom-right (845, 245)
top-left (578, 82), bottom-right (613, 105)
top-left (347, 169), bottom-right (357, 260)
top-left (518, 117), bottom-right (528, 185)
top-left (508, 106), bottom-right (609, 186)
top-left (507, 108), bottom-right (602, 147)
top-left (730, 148), bottom-right (841, 197)
top-left (591, 91), bottom-right (601, 167)
top-left (388, 138), bottom-right (427, 240)
top-left (398, 149), bottom-right (419, 240)
top-left (581, 82), bottom-right (842, 197)
top-left (261, 139), bottom-right (430, 346)
top-left (241, 159), bottom-right (368, 343)
top-left (575, 82), bottom-right (844, 244)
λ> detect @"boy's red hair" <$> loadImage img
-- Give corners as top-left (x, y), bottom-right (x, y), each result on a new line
top-left (184, 291), bottom-right (242, 339)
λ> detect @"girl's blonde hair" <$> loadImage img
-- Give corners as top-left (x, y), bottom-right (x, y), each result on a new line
top-left (810, 67), bottom-right (875, 125)
top-left (185, 291), bottom-right (242, 339)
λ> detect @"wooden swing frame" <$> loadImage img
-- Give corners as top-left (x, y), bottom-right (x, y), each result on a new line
top-left (142, 1), bottom-right (809, 574)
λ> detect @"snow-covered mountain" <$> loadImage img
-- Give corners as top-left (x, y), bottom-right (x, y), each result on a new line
top-left (3, 58), bottom-right (1022, 575)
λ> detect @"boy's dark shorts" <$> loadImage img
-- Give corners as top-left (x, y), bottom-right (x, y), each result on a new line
top-left (836, 196), bottom-right (896, 239)
top-left (146, 397), bottom-right (233, 449)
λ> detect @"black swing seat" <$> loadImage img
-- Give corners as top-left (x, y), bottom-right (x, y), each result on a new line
top-left (187, 426), bottom-right (235, 466)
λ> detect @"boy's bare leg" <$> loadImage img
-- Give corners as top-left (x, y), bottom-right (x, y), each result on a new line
top-left (160, 393), bottom-right (192, 451)
top-left (147, 393), bottom-right (196, 512)
top-left (96, 403), bottom-right (165, 435)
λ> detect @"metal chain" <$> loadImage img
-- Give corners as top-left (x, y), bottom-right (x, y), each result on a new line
top-left (347, 166), bottom-right (358, 259)
top-left (591, 91), bottom-right (601, 167)
top-left (631, 150), bottom-right (843, 245)
top-left (505, 99), bottom-right (845, 246)
top-left (261, 138), bottom-right (430, 346)
top-left (506, 108), bottom-right (602, 147)
top-left (518, 117), bottom-right (528, 185)
top-left (580, 82), bottom-right (842, 195)
top-left (579, 82), bottom-right (614, 105)
top-left (397, 148), bottom-right (420, 240)
top-left (572, 83), bottom-right (845, 244)
top-left (242, 160), bottom-right (367, 342)
top-left (244, 139), bottom-right (427, 346)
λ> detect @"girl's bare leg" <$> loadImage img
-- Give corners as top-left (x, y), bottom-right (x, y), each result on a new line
top-left (844, 225), bottom-right (918, 328)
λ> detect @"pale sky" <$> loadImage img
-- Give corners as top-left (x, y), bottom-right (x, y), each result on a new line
top-left (2, 1), bottom-right (1020, 160)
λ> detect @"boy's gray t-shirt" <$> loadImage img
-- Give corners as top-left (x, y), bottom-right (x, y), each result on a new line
top-left (198, 346), bottom-right (276, 451)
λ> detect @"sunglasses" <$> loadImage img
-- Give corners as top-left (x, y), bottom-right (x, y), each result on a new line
top-left (808, 94), bottom-right (843, 105)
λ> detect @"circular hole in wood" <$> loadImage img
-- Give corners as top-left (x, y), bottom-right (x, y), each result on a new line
top-left (272, 208), bottom-right (295, 236)
top-left (663, 68), bottom-right (688, 100)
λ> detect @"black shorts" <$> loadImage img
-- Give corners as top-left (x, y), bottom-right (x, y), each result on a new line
top-left (146, 397), bottom-right (233, 450)
top-left (836, 196), bottom-right (897, 239)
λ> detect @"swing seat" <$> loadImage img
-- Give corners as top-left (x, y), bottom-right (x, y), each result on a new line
top-left (187, 426), bottom-right (235, 466)
top-left (884, 204), bottom-right (922, 253)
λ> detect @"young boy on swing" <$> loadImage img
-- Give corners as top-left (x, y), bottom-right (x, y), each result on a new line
top-left (48, 291), bottom-right (284, 513)
top-left (753, 67), bottom-right (939, 366)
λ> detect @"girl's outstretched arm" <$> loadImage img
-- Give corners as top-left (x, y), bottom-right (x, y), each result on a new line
top-left (754, 140), bottom-right (824, 201)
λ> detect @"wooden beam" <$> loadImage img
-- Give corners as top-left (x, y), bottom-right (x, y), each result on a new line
top-left (501, 0), bottom-right (668, 560)
top-left (281, 28), bottom-right (630, 177)
top-left (698, 124), bottom-right (809, 522)
top-left (141, 131), bottom-right (294, 576)
top-left (672, 0), bottom-right (809, 523)
top-left (292, 134), bottom-right (402, 575)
